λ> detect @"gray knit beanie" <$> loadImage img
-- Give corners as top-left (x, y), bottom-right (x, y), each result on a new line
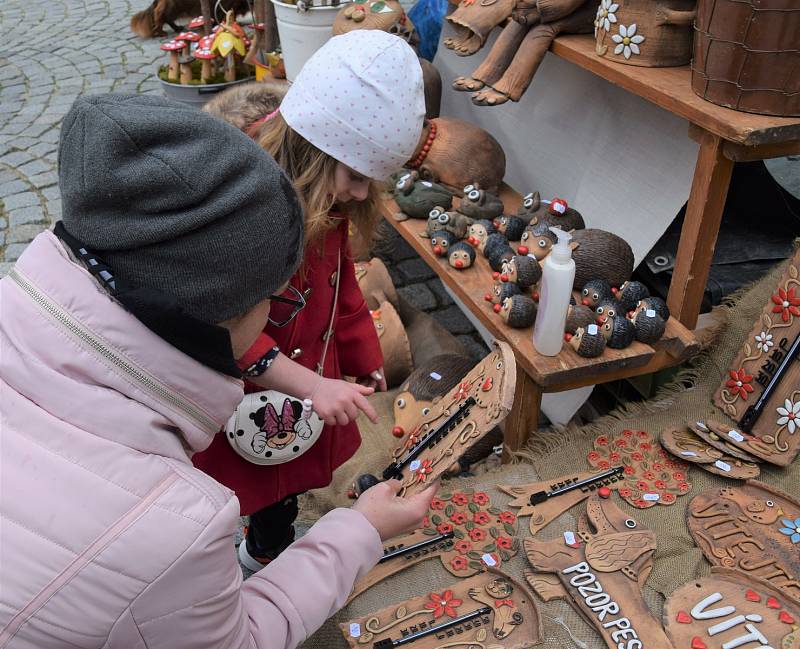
top-left (58, 93), bottom-right (303, 324)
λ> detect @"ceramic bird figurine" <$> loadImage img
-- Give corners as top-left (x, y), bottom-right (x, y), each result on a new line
top-left (421, 206), bottom-right (473, 239)
top-left (500, 255), bottom-right (542, 290)
top-left (466, 219), bottom-right (497, 249)
top-left (600, 315), bottom-right (636, 349)
top-left (565, 303), bottom-right (597, 334)
top-left (636, 295), bottom-right (670, 321)
top-left (393, 171), bottom-right (454, 220)
top-left (447, 241), bottom-right (476, 269)
top-left (499, 294), bottom-right (537, 328)
top-left (493, 214), bottom-right (527, 241)
top-left (568, 323), bottom-right (607, 357)
top-left (581, 278), bottom-right (615, 308)
top-left (429, 230), bottom-right (459, 257)
top-left (630, 307), bottom-right (666, 344)
top-left (614, 280), bottom-right (649, 313)
top-left (458, 183), bottom-right (504, 219)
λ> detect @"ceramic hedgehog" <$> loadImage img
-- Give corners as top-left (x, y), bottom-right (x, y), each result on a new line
top-left (447, 242), bottom-right (476, 270)
top-left (601, 315), bottom-right (636, 349)
top-left (457, 183), bottom-right (504, 219)
top-left (487, 244), bottom-right (515, 272)
top-left (466, 219), bottom-right (497, 249)
top-left (581, 279), bottom-right (615, 308)
top-left (493, 214), bottom-right (527, 241)
top-left (569, 323), bottom-right (607, 358)
top-left (636, 295), bottom-right (670, 321)
top-left (517, 222), bottom-right (556, 260)
top-left (499, 294), bottom-right (537, 328)
top-left (516, 191), bottom-right (542, 224)
top-left (518, 193), bottom-right (586, 231)
top-left (485, 280), bottom-right (521, 307)
top-left (594, 298), bottom-right (623, 324)
top-left (482, 232), bottom-right (510, 258)
top-left (500, 255), bottom-right (542, 290)
top-left (429, 230), bottom-right (458, 257)
top-left (630, 307), bottom-right (667, 344)
top-left (565, 303), bottom-right (597, 334)
top-left (614, 280), bottom-right (650, 313)
top-left (421, 206), bottom-right (473, 239)
top-left (393, 171), bottom-right (454, 220)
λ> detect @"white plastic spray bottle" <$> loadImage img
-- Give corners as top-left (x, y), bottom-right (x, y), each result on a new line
top-left (533, 227), bottom-right (575, 356)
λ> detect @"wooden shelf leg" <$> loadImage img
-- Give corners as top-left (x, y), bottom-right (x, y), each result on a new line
top-left (502, 368), bottom-right (542, 462)
top-left (667, 129), bottom-right (734, 330)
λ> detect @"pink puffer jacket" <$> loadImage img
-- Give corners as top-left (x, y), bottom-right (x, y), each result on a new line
top-left (0, 232), bottom-right (382, 649)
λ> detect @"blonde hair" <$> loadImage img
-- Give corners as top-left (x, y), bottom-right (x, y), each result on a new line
top-left (205, 82), bottom-right (380, 249)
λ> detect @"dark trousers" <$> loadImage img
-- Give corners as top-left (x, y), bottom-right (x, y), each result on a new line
top-left (248, 494), bottom-right (299, 550)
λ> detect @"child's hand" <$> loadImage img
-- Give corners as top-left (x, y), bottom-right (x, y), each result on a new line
top-left (352, 480), bottom-right (438, 541)
top-left (356, 368), bottom-right (387, 393)
top-left (313, 377), bottom-right (377, 426)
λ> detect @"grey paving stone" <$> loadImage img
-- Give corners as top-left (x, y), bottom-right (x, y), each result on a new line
top-left (0, 262), bottom-right (14, 277)
top-left (391, 236), bottom-right (418, 262)
top-left (431, 305), bottom-right (476, 336)
top-left (395, 257), bottom-right (437, 283)
top-left (398, 283), bottom-right (437, 312)
top-left (8, 205), bottom-right (46, 227)
top-left (16, 159), bottom-right (50, 177)
top-left (7, 223), bottom-right (46, 244)
top-left (1, 191), bottom-right (39, 211)
top-left (427, 279), bottom-right (455, 307)
top-left (456, 334), bottom-right (490, 362)
top-left (27, 171), bottom-right (58, 188)
top-left (0, 151), bottom-right (35, 167)
top-left (0, 179), bottom-right (29, 196)
top-left (4, 242), bottom-right (29, 262)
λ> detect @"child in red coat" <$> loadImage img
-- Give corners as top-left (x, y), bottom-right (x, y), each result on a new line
top-left (195, 31), bottom-right (426, 570)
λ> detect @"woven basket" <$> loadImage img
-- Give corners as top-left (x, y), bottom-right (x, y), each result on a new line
top-left (691, 0), bottom-right (800, 117)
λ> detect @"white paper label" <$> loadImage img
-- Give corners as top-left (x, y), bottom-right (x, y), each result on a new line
top-left (643, 493), bottom-right (660, 502)
top-left (563, 531), bottom-right (578, 547)
top-left (350, 623), bottom-right (361, 638)
top-left (727, 430), bottom-right (745, 442)
top-left (680, 451), bottom-right (698, 457)
top-left (695, 421), bottom-right (709, 431)
top-left (714, 460), bottom-right (732, 472)
top-left (409, 460), bottom-right (421, 472)
top-left (588, 324), bottom-right (599, 335)
top-left (429, 372), bottom-right (442, 381)
top-left (421, 181), bottom-right (432, 187)
top-left (482, 553), bottom-right (497, 566)
top-left (646, 309), bottom-right (656, 318)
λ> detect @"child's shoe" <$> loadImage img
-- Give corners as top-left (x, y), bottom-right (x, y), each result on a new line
top-left (238, 525), bottom-right (295, 572)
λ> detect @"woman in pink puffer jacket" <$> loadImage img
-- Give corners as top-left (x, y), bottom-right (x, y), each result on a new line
top-left (0, 94), bottom-right (434, 649)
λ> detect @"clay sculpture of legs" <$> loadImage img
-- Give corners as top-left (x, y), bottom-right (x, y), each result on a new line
top-left (453, 19), bottom-right (530, 91)
top-left (444, 0), bottom-right (516, 57)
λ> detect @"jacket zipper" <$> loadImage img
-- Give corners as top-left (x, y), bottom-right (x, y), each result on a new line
top-left (8, 268), bottom-right (221, 434)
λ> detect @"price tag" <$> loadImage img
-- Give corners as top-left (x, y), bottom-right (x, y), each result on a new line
top-left (563, 531), bottom-right (580, 548)
top-left (481, 553), bottom-right (497, 567)
top-left (680, 451), bottom-right (698, 457)
top-left (588, 324), bottom-right (599, 335)
top-left (409, 460), bottom-right (421, 472)
top-left (429, 372), bottom-right (442, 381)
top-left (642, 493), bottom-right (660, 502)
top-left (350, 623), bottom-right (361, 638)
top-left (646, 309), bottom-right (656, 318)
top-left (727, 429), bottom-right (745, 442)
top-left (421, 181), bottom-right (432, 187)
top-left (714, 460), bottom-right (732, 473)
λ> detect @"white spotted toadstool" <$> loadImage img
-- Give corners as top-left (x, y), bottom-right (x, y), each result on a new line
top-left (194, 36), bottom-right (218, 83)
top-left (160, 39), bottom-right (184, 82)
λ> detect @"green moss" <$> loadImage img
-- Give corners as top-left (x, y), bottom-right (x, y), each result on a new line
top-left (157, 61), bottom-right (254, 86)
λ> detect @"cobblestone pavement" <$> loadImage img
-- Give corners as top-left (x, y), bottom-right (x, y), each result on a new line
top-left (0, 0), bottom-right (163, 275)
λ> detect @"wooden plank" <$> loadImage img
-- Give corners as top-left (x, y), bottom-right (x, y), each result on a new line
top-left (723, 139), bottom-right (800, 162)
top-left (382, 196), bottom-right (698, 388)
top-left (667, 129), bottom-right (734, 329)
top-left (549, 35), bottom-right (800, 147)
top-left (503, 369), bottom-right (541, 460)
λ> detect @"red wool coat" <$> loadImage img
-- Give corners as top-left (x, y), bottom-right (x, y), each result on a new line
top-left (193, 219), bottom-right (383, 514)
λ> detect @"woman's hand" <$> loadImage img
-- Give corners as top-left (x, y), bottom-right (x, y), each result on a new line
top-left (353, 480), bottom-right (438, 540)
top-left (313, 377), bottom-right (377, 426)
top-left (356, 368), bottom-right (387, 392)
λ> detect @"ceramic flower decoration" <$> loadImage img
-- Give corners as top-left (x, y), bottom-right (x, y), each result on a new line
top-left (611, 23), bottom-right (644, 59)
top-left (777, 398), bottom-right (799, 434)
top-left (755, 331), bottom-right (774, 352)
top-left (596, 0), bottom-right (619, 33)
top-left (779, 517), bottom-right (800, 544)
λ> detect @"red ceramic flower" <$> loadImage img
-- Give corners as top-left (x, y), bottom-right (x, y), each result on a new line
top-left (404, 432), bottom-right (420, 450)
top-left (496, 536), bottom-right (513, 549)
top-left (673, 471), bottom-right (685, 481)
top-left (662, 493), bottom-right (676, 503)
top-left (469, 528), bottom-right (487, 541)
top-left (679, 482), bottom-right (690, 492)
top-left (771, 286), bottom-right (800, 323)
top-left (634, 499), bottom-right (647, 508)
top-left (637, 430), bottom-right (649, 439)
top-left (499, 511), bottom-right (516, 524)
top-left (473, 511), bottom-right (490, 525)
top-left (597, 460), bottom-right (611, 470)
top-left (726, 368), bottom-right (754, 400)
top-left (422, 516), bottom-right (430, 527)
top-left (416, 459), bottom-right (434, 482)
top-left (636, 481), bottom-right (649, 491)
top-left (619, 487), bottom-right (632, 498)
top-left (643, 471), bottom-right (656, 481)
top-left (452, 493), bottom-right (469, 506)
top-left (615, 439), bottom-right (628, 447)
top-left (426, 590), bottom-right (463, 618)
top-left (596, 436), bottom-right (609, 446)
top-left (454, 539), bottom-right (472, 554)
top-left (437, 522), bottom-right (454, 534)
top-left (455, 381), bottom-right (472, 401)
top-left (657, 448), bottom-right (668, 458)
top-left (639, 442), bottom-right (652, 451)
top-left (652, 462), bottom-right (664, 471)
top-left (430, 497), bottom-right (446, 510)
top-left (588, 451), bottom-right (601, 462)
top-left (472, 492), bottom-right (489, 505)
top-left (622, 429), bottom-right (634, 438)
top-left (609, 452), bottom-right (621, 462)
top-left (631, 452), bottom-right (644, 462)
top-left (450, 556), bottom-right (468, 571)
top-left (655, 480), bottom-right (666, 489)
top-left (623, 466), bottom-right (635, 475)
top-left (450, 511), bottom-right (468, 525)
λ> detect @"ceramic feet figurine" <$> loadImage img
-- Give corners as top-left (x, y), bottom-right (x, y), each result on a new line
top-left (444, 0), bottom-right (515, 56)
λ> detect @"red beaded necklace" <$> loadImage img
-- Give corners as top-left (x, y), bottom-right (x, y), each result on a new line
top-left (407, 120), bottom-right (437, 169)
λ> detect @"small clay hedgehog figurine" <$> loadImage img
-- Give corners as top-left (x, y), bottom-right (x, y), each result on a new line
top-left (466, 219), bottom-right (497, 249)
top-left (581, 279), bottom-right (615, 309)
top-left (500, 255), bottom-right (542, 290)
top-left (393, 171), bottom-right (454, 220)
top-left (636, 295), bottom-right (670, 321)
top-left (516, 191), bottom-right (541, 224)
top-left (630, 307), bottom-right (667, 344)
top-left (518, 223), bottom-right (556, 260)
top-left (422, 206), bottom-right (472, 239)
top-left (528, 197), bottom-right (586, 232)
top-left (485, 280), bottom-right (521, 307)
top-left (499, 294), bottom-right (537, 328)
top-left (565, 303), bottom-right (597, 334)
top-left (448, 242), bottom-right (476, 270)
top-left (594, 298), bottom-right (623, 324)
top-left (568, 323), bottom-right (607, 358)
top-left (493, 215), bottom-right (527, 241)
top-left (614, 280), bottom-right (650, 313)
top-left (482, 232), bottom-right (510, 258)
top-left (429, 230), bottom-right (458, 258)
top-left (487, 246), bottom-right (515, 273)
top-left (458, 183), bottom-right (504, 219)
top-left (600, 315), bottom-right (636, 349)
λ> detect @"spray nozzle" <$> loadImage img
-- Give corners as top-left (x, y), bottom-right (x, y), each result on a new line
top-left (549, 227), bottom-right (573, 262)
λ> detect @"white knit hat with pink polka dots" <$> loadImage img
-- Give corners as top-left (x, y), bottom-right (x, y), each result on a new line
top-left (280, 31), bottom-right (425, 180)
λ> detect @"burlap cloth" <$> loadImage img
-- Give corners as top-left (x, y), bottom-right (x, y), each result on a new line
top-left (298, 259), bottom-right (800, 649)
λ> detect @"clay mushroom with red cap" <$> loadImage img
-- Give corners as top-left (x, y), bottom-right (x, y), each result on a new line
top-left (187, 14), bottom-right (210, 31)
top-left (174, 32), bottom-right (200, 83)
top-left (194, 36), bottom-right (218, 83)
top-left (160, 39), bottom-right (184, 82)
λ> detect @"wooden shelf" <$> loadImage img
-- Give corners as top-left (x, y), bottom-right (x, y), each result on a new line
top-left (382, 192), bottom-right (700, 391)
top-left (549, 35), bottom-right (800, 147)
